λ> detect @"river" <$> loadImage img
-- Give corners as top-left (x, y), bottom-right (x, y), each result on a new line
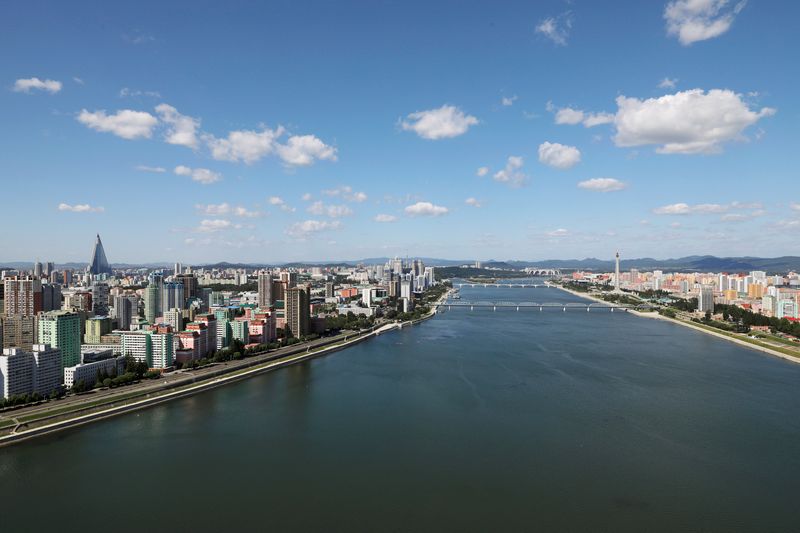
top-left (1, 281), bottom-right (799, 532)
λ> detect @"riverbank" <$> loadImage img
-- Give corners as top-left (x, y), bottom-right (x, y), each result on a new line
top-left (553, 284), bottom-right (800, 365)
top-left (0, 324), bottom-right (400, 447)
top-left (0, 293), bottom-right (454, 448)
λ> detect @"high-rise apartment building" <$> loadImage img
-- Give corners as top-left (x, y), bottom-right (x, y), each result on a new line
top-left (144, 273), bottom-right (163, 324)
top-left (257, 272), bottom-right (273, 309)
top-left (285, 285), bottom-right (310, 338)
top-left (3, 276), bottom-right (42, 316)
top-left (697, 285), bottom-right (715, 314)
top-left (37, 310), bottom-right (81, 368)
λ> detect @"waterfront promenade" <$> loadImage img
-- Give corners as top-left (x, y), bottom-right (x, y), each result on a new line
top-left (553, 284), bottom-right (800, 365)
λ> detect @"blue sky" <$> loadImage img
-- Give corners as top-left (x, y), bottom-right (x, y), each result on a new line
top-left (2, 0), bottom-right (798, 264)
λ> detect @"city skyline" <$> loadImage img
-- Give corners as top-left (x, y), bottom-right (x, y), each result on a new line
top-left (3, 1), bottom-right (799, 263)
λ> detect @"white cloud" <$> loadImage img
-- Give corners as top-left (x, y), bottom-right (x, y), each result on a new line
top-left (233, 206), bottom-right (263, 218)
top-left (465, 197), bottom-right (482, 208)
top-left (554, 107), bottom-right (584, 125)
top-left (269, 196), bottom-right (295, 212)
top-left (286, 219), bottom-right (342, 238)
top-left (301, 193), bottom-right (312, 201)
top-left (72, 77), bottom-right (84, 85)
top-left (549, 102), bottom-right (613, 128)
top-left (493, 156), bottom-right (528, 187)
top-left (582, 112), bottom-right (614, 127)
top-left (501, 95), bottom-right (518, 106)
top-left (307, 201), bottom-right (353, 218)
top-left (174, 165), bottom-right (221, 185)
top-left (546, 228), bottom-right (570, 237)
top-left (13, 77), bottom-right (62, 94)
top-left (276, 134), bottom-right (337, 166)
top-left (206, 127), bottom-right (284, 164)
top-left (665, 0), bottom-right (747, 46)
top-left (535, 13), bottom-right (572, 45)
top-left (476, 166), bottom-right (489, 177)
top-left (77, 108), bottom-right (158, 139)
top-left (658, 77), bottom-right (678, 89)
top-left (404, 201), bottom-right (449, 217)
top-left (577, 178), bottom-right (627, 192)
top-left (374, 214), bottom-right (397, 223)
top-left (135, 165), bottom-right (166, 173)
top-left (196, 203), bottom-right (231, 215)
top-left (400, 105), bottom-right (479, 140)
top-left (538, 142), bottom-right (581, 169)
top-left (614, 89), bottom-right (775, 153)
top-left (194, 203), bottom-right (262, 218)
top-left (790, 203), bottom-right (800, 211)
top-left (197, 219), bottom-right (234, 233)
top-left (57, 203), bottom-right (104, 213)
top-left (653, 202), bottom-right (731, 215)
top-left (721, 210), bottom-right (764, 222)
top-left (155, 103), bottom-right (200, 149)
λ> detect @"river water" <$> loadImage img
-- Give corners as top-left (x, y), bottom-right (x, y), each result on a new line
top-left (1, 282), bottom-right (799, 532)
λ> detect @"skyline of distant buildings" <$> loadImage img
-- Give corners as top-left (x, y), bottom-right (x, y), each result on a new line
top-left (0, 233), bottom-right (439, 400)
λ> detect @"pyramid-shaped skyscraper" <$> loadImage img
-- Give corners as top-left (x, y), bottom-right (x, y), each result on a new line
top-left (87, 234), bottom-right (112, 275)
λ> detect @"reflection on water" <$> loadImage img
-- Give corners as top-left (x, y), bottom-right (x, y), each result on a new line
top-left (0, 283), bottom-right (799, 532)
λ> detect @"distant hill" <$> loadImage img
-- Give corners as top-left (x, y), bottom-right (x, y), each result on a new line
top-left (3, 256), bottom-right (800, 274)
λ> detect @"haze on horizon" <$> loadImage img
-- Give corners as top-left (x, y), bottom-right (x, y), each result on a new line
top-left (2, 1), bottom-right (798, 264)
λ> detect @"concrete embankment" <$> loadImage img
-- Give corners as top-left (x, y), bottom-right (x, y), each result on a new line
top-left (553, 284), bottom-right (800, 365)
top-left (0, 323), bottom-right (400, 447)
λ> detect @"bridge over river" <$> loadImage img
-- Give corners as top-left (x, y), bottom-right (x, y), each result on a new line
top-left (442, 300), bottom-right (653, 312)
top-left (454, 283), bottom-right (551, 289)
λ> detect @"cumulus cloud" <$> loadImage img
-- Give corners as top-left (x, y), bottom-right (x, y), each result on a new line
top-left (493, 156), bottom-right (528, 187)
top-left (535, 12), bottom-right (572, 45)
top-left (404, 201), bottom-right (449, 217)
top-left (286, 219), bottom-right (342, 238)
top-left (538, 142), bottom-right (581, 169)
top-left (665, 0), bottom-right (747, 46)
top-left (135, 165), bottom-right (166, 173)
top-left (307, 201), bottom-right (353, 218)
top-left (77, 108), bottom-right (158, 139)
top-left (206, 127), bottom-right (284, 164)
top-left (374, 214), bottom-right (397, 223)
top-left (174, 165), bottom-right (221, 185)
top-left (275, 134), bottom-right (338, 166)
top-left (13, 77), bottom-right (62, 94)
top-left (400, 105), bottom-right (479, 140)
top-left (614, 89), bottom-right (775, 153)
top-left (476, 166), bottom-right (489, 177)
top-left (577, 178), bottom-right (627, 192)
top-left (465, 197), bottom-right (482, 208)
top-left (548, 102), bottom-right (613, 127)
top-left (791, 203), bottom-right (800, 211)
top-left (155, 103), bottom-right (200, 149)
top-left (58, 203), bottom-right (104, 213)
